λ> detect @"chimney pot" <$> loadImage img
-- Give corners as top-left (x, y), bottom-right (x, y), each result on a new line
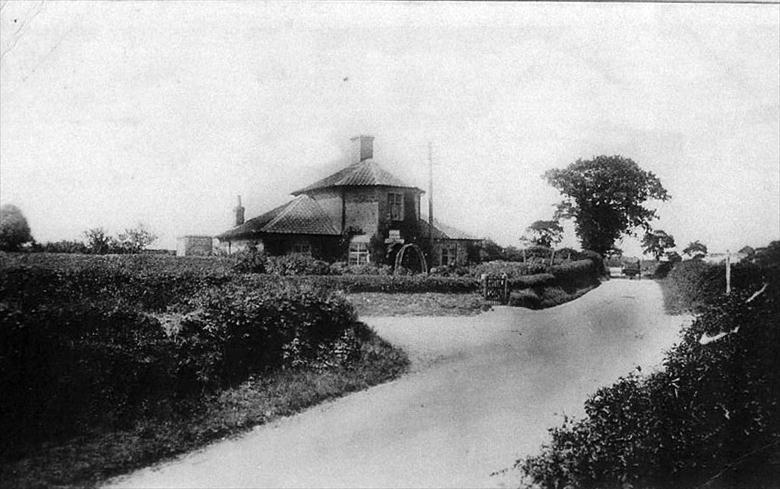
top-left (350, 135), bottom-right (374, 162)
top-left (234, 195), bottom-right (245, 226)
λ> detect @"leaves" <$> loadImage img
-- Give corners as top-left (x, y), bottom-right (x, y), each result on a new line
top-left (544, 155), bottom-right (670, 255)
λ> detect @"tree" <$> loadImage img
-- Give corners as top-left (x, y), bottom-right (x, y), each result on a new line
top-left (83, 227), bottom-right (117, 254)
top-left (682, 240), bottom-right (708, 259)
top-left (523, 220), bottom-right (563, 248)
top-left (642, 229), bottom-right (676, 261)
top-left (117, 223), bottom-right (158, 253)
top-left (0, 204), bottom-right (33, 251)
top-left (544, 155), bottom-right (670, 256)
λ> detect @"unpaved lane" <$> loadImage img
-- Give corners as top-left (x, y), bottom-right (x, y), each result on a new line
top-left (107, 280), bottom-right (690, 488)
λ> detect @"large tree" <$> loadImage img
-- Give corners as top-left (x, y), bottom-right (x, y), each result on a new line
top-left (523, 220), bottom-right (563, 248)
top-left (544, 155), bottom-right (669, 256)
top-left (0, 204), bottom-right (33, 251)
top-left (642, 229), bottom-right (676, 261)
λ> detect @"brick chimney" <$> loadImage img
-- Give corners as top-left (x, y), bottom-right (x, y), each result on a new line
top-left (351, 135), bottom-right (374, 162)
top-left (234, 195), bottom-right (245, 226)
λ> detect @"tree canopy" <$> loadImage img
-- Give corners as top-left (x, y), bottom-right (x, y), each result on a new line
top-left (522, 220), bottom-right (563, 248)
top-left (682, 240), bottom-right (708, 259)
top-left (544, 155), bottom-right (669, 256)
top-left (642, 229), bottom-right (677, 261)
top-left (0, 204), bottom-right (33, 251)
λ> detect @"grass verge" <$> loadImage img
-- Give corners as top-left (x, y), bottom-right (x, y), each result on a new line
top-left (347, 292), bottom-right (491, 316)
top-left (0, 324), bottom-right (408, 489)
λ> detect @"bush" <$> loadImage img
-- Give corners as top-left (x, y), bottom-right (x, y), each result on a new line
top-left (0, 204), bottom-right (33, 251)
top-left (231, 249), bottom-right (266, 273)
top-left (509, 289), bottom-right (541, 308)
top-left (329, 261), bottom-right (393, 276)
top-left (265, 253), bottom-right (332, 276)
top-left (472, 260), bottom-right (548, 279)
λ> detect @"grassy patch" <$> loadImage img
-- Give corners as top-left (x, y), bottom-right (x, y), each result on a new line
top-left (347, 292), bottom-right (490, 316)
top-left (0, 324), bottom-right (408, 489)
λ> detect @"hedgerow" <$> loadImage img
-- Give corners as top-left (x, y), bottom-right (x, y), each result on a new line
top-left (0, 257), bottom-right (362, 457)
top-left (518, 246), bottom-right (780, 488)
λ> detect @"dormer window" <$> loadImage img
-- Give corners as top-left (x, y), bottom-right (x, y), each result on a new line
top-left (388, 192), bottom-right (404, 221)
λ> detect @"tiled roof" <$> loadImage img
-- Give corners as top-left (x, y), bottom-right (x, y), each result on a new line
top-left (216, 195), bottom-right (339, 240)
top-left (418, 218), bottom-right (480, 240)
top-left (292, 159), bottom-right (422, 195)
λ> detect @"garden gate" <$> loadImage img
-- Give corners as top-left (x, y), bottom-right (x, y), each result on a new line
top-left (482, 273), bottom-right (509, 304)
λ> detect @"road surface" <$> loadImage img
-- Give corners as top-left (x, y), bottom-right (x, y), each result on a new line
top-left (106, 280), bottom-right (690, 488)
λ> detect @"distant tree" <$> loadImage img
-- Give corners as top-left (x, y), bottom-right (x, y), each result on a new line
top-left (682, 240), bottom-right (708, 259)
top-left (544, 155), bottom-right (670, 256)
top-left (642, 230), bottom-right (676, 261)
top-left (0, 204), bottom-right (33, 251)
top-left (117, 223), bottom-right (158, 253)
top-left (83, 227), bottom-right (118, 254)
top-left (523, 220), bottom-right (563, 248)
top-left (738, 245), bottom-right (755, 257)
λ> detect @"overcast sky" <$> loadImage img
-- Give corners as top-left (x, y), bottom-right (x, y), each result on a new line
top-left (1, 1), bottom-right (778, 255)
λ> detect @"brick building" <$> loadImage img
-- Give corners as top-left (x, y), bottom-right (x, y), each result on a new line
top-left (216, 136), bottom-right (480, 270)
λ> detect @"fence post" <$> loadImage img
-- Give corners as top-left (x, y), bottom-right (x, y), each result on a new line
top-left (502, 273), bottom-right (508, 304)
top-left (726, 250), bottom-right (731, 295)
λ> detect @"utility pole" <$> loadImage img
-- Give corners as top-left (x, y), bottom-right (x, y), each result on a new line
top-left (726, 249), bottom-right (731, 295)
top-left (428, 142), bottom-right (434, 261)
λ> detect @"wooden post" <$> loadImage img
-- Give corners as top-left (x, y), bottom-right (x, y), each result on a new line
top-left (428, 142), bottom-right (434, 265)
top-left (726, 250), bottom-right (731, 295)
top-left (550, 248), bottom-right (556, 266)
top-left (522, 248), bottom-right (526, 264)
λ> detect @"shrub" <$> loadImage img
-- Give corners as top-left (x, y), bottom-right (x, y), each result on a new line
top-left (0, 301), bottom-right (178, 451)
top-left (231, 249), bottom-right (266, 273)
top-left (265, 253), bottom-right (332, 276)
top-left (509, 289), bottom-right (541, 308)
top-left (472, 260), bottom-right (548, 279)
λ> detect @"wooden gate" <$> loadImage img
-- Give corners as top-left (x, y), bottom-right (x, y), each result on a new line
top-left (482, 273), bottom-right (509, 304)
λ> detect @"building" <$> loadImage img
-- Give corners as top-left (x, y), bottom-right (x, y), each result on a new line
top-left (216, 136), bottom-right (480, 270)
top-left (176, 235), bottom-right (214, 257)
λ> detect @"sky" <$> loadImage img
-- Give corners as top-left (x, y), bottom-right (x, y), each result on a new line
top-left (1, 1), bottom-right (778, 256)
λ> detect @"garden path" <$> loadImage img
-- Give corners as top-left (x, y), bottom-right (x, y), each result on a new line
top-left (106, 280), bottom-right (690, 489)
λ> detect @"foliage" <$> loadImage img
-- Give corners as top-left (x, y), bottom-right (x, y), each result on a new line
top-left (0, 204), bottom-right (33, 251)
top-left (265, 253), bottom-right (332, 275)
top-left (231, 249), bottom-right (266, 273)
top-left (683, 240), bottom-right (708, 259)
top-left (117, 223), bottom-right (158, 252)
top-left (83, 227), bottom-right (121, 254)
top-left (31, 239), bottom-right (89, 254)
top-left (523, 220), bottom-right (564, 248)
top-left (642, 229), bottom-right (677, 261)
top-left (544, 155), bottom-right (670, 255)
top-left (0, 260), bottom-right (362, 456)
top-left (519, 247), bottom-right (780, 489)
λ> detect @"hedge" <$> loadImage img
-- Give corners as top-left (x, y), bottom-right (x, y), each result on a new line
top-left (0, 264), bottom-right (360, 455)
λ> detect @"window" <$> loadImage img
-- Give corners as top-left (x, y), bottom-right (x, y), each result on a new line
top-left (293, 242), bottom-right (311, 254)
top-left (349, 241), bottom-right (370, 265)
top-left (388, 192), bottom-right (404, 221)
top-left (440, 244), bottom-right (457, 266)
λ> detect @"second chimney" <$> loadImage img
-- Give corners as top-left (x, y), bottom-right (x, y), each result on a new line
top-left (351, 135), bottom-right (374, 162)
top-left (234, 195), bottom-right (245, 226)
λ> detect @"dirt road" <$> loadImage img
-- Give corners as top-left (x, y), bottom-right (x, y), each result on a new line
top-left (106, 280), bottom-right (690, 488)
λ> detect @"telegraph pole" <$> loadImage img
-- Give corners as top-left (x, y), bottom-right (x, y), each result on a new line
top-left (428, 142), bottom-right (434, 258)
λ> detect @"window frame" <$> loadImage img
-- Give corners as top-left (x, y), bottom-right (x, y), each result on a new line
top-left (348, 241), bottom-right (370, 266)
top-left (388, 192), bottom-right (404, 221)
